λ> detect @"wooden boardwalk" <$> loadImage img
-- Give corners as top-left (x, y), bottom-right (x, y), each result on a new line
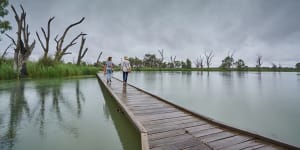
top-left (97, 73), bottom-right (299, 150)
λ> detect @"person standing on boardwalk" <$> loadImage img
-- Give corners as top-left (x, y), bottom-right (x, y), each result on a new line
top-left (122, 56), bottom-right (131, 85)
top-left (104, 56), bottom-right (114, 84)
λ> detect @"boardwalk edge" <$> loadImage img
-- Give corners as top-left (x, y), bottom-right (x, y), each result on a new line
top-left (96, 73), bottom-right (150, 150)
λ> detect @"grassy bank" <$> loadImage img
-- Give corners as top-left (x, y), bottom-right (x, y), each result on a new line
top-left (0, 59), bottom-right (100, 80)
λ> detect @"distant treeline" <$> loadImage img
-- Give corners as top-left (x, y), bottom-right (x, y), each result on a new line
top-left (123, 52), bottom-right (300, 72)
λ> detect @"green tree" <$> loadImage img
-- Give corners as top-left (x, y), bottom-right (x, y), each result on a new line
top-left (129, 57), bottom-right (143, 68)
top-left (143, 54), bottom-right (159, 68)
top-left (0, 0), bottom-right (11, 39)
top-left (234, 59), bottom-right (247, 71)
top-left (186, 58), bottom-right (192, 69)
top-left (181, 61), bottom-right (186, 68)
top-left (220, 56), bottom-right (234, 69)
top-left (296, 62), bottom-right (300, 69)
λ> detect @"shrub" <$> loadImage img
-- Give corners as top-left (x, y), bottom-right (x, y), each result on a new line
top-left (37, 56), bottom-right (57, 67)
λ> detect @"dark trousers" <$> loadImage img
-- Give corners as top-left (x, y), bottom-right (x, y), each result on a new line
top-left (123, 72), bottom-right (128, 82)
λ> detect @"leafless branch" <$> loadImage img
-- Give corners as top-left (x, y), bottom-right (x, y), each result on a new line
top-left (1, 44), bottom-right (13, 59)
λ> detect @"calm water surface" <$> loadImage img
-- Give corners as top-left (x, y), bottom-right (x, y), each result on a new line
top-left (115, 71), bottom-right (300, 147)
top-left (0, 77), bottom-right (140, 150)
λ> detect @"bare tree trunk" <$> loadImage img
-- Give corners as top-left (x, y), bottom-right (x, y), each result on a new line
top-left (36, 17), bottom-right (55, 59)
top-left (54, 17), bottom-right (85, 62)
top-left (256, 54), bottom-right (263, 69)
top-left (170, 56), bottom-right (176, 68)
top-left (158, 49), bottom-right (164, 68)
top-left (96, 51), bottom-right (103, 65)
top-left (9, 5), bottom-right (35, 78)
top-left (194, 55), bottom-right (203, 69)
top-left (204, 50), bottom-right (214, 69)
top-left (76, 35), bottom-right (88, 65)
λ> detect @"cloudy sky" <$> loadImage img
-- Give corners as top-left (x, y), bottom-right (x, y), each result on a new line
top-left (1, 0), bottom-right (300, 67)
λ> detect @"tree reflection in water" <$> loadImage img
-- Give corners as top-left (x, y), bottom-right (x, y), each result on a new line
top-left (1, 81), bottom-right (30, 150)
top-left (0, 79), bottom-right (85, 149)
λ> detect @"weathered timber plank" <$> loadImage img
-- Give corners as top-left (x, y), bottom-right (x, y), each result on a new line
top-left (192, 128), bottom-right (224, 138)
top-left (255, 145), bottom-right (286, 150)
top-left (242, 144), bottom-right (267, 150)
top-left (182, 144), bottom-right (211, 150)
top-left (207, 135), bottom-right (252, 149)
top-left (133, 107), bottom-right (177, 114)
top-left (148, 121), bottom-right (207, 135)
top-left (145, 118), bottom-right (200, 129)
top-left (148, 129), bottom-right (186, 141)
top-left (198, 131), bottom-right (235, 143)
top-left (149, 134), bottom-right (194, 148)
top-left (134, 108), bottom-right (180, 116)
top-left (127, 104), bottom-right (171, 108)
top-left (126, 103), bottom-right (167, 108)
top-left (125, 100), bottom-right (162, 104)
top-left (138, 112), bottom-right (189, 122)
top-left (220, 139), bottom-right (265, 150)
top-left (160, 137), bottom-right (208, 150)
top-left (128, 105), bottom-right (175, 111)
top-left (143, 116), bottom-right (195, 126)
top-left (186, 124), bottom-right (216, 133)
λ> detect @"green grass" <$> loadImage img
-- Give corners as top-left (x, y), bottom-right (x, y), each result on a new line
top-left (0, 60), bottom-right (100, 80)
top-left (26, 62), bottom-right (100, 78)
top-left (0, 62), bottom-right (17, 80)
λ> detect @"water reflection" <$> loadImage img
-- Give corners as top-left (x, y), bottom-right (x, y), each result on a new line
top-left (99, 81), bottom-right (140, 150)
top-left (76, 80), bottom-right (85, 118)
top-left (0, 79), bottom-right (85, 149)
top-left (1, 81), bottom-right (30, 150)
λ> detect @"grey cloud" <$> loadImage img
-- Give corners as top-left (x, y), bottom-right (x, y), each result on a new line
top-left (2, 0), bottom-right (300, 67)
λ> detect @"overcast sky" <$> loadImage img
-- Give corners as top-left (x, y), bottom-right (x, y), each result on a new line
top-left (1, 0), bottom-right (300, 67)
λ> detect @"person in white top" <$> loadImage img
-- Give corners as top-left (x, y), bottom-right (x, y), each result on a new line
top-left (122, 56), bottom-right (131, 85)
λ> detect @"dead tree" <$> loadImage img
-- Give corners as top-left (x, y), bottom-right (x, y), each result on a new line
top-left (256, 54), bottom-right (263, 68)
top-left (158, 49), bottom-right (164, 62)
top-left (96, 51), bottom-right (103, 65)
top-left (7, 5), bottom-right (35, 78)
top-left (158, 49), bottom-right (164, 68)
top-left (54, 17), bottom-right (85, 62)
top-left (76, 35), bottom-right (88, 65)
top-left (170, 56), bottom-right (176, 68)
top-left (36, 17), bottom-right (55, 59)
top-left (204, 50), bottom-right (214, 69)
top-left (194, 55), bottom-right (204, 69)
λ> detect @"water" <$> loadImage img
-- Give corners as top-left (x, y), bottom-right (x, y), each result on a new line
top-left (114, 71), bottom-right (300, 147)
top-left (0, 77), bottom-right (140, 150)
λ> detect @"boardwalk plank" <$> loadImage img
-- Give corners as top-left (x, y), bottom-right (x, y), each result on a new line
top-left (208, 135), bottom-right (252, 149)
top-left (148, 121), bottom-right (207, 134)
top-left (198, 131), bottom-right (235, 143)
top-left (192, 128), bottom-right (224, 138)
top-left (148, 129), bottom-right (186, 141)
top-left (186, 124), bottom-right (216, 133)
top-left (220, 139), bottom-right (264, 150)
top-left (150, 134), bottom-right (194, 148)
top-left (134, 108), bottom-right (179, 116)
top-left (145, 118), bottom-right (200, 129)
top-left (160, 137), bottom-right (207, 150)
top-left (144, 116), bottom-right (195, 126)
top-left (138, 112), bottom-right (189, 122)
top-left (182, 144), bottom-right (211, 150)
